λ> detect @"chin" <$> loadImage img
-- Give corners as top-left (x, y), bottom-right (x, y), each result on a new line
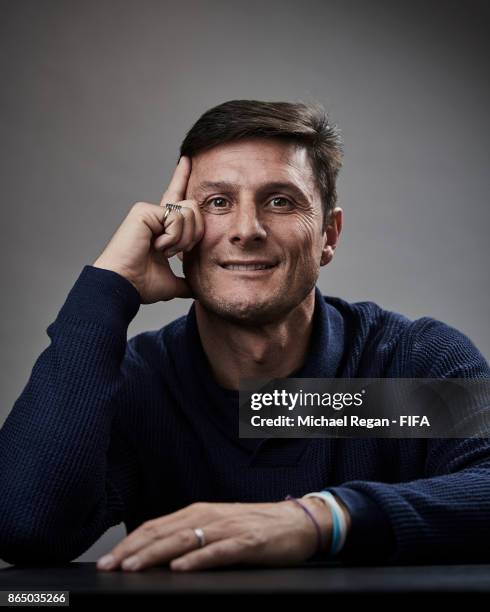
top-left (194, 286), bottom-right (297, 327)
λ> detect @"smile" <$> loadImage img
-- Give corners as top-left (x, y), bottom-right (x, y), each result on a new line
top-left (221, 263), bottom-right (277, 271)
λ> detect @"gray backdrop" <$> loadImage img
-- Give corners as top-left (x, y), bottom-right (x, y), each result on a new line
top-left (1, 0), bottom-right (488, 565)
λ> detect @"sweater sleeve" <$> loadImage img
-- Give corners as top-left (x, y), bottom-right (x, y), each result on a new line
top-left (327, 318), bottom-right (490, 564)
top-left (0, 265), bottom-right (143, 565)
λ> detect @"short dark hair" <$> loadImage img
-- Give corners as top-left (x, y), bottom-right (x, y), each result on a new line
top-left (179, 99), bottom-right (343, 229)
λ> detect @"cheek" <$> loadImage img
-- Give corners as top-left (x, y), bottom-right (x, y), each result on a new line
top-left (200, 216), bottom-right (227, 248)
top-left (203, 215), bottom-right (226, 243)
top-left (286, 216), bottom-right (322, 258)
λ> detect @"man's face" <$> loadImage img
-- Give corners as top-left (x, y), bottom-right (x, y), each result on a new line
top-left (183, 137), bottom-right (331, 326)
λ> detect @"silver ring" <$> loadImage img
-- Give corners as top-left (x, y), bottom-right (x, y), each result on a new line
top-left (192, 527), bottom-right (206, 548)
top-left (162, 202), bottom-right (183, 224)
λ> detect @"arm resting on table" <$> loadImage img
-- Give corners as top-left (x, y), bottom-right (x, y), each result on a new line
top-left (329, 319), bottom-right (490, 564)
top-left (0, 266), bottom-right (142, 564)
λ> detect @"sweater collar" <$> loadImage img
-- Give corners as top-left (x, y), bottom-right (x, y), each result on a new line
top-left (184, 286), bottom-right (345, 461)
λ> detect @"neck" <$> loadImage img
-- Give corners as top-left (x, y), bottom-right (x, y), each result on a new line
top-left (194, 289), bottom-right (316, 390)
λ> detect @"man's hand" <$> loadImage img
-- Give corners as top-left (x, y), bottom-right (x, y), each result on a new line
top-left (93, 156), bottom-right (204, 304)
top-left (96, 499), bottom-right (334, 572)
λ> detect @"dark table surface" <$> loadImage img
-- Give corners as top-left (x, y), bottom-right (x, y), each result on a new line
top-left (1, 561), bottom-right (490, 601)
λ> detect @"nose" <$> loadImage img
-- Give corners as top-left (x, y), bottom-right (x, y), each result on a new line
top-left (228, 203), bottom-right (267, 247)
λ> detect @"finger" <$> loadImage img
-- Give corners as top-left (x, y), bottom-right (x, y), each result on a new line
top-left (186, 209), bottom-right (205, 251)
top-left (154, 210), bottom-right (186, 255)
top-left (183, 201), bottom-right (205, 248)
top-left (99, 525), bottom-right (164, 569)
top-left (128, 201), bottom-right (172, 237)
top-left (153, 207), bottom-right (192, 253)
top-left (120, 517), bottom-right (241, 572)
top-left (99, 514), bottom-right (193, 569)
top-left (154, 201), bottom-right (203, 252)
top-left (99, 505), bottom-right (209, 569)
top-left (175, 203), bottom-right (204, 253)
top-left (163, 207), bottom-right (195, 256)
top-left (170, 538), bottom-right (246, 572)
top-left (107, 501), bottom-right (242, 569)
top-left (119, 528), bottom-right (206, 571)
top-left (160, 156), bottom-right (192, 205)
top-left (127, 513), bottom-right (226, 554)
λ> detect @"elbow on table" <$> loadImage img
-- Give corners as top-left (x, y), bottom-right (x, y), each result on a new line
top-left (0, 526), bottom-right (84, 566)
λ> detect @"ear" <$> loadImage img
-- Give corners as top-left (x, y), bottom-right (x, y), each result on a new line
top-left (320, 208), bottom-right (343, 266)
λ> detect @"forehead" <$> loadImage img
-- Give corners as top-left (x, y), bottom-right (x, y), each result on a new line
top-left (188, 138), bottom-right (317, 198)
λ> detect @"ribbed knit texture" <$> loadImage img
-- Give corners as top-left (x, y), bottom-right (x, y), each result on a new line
top-left (0, 265), bottom-right (489, 566)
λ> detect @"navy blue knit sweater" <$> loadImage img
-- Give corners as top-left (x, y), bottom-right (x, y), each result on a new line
top-left (1, 265), bottom-right (489, 566)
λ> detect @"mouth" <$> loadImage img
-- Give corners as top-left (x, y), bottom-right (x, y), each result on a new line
top-left (219, 261), bottom-right (278, 272)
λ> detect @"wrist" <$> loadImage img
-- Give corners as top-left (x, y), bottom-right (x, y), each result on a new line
top-left (300, 497), bottom-right (332, 553)
top-left (92, 259), bottom-right (141, 295)
top-left (93, 257), bottom-right (124, 278)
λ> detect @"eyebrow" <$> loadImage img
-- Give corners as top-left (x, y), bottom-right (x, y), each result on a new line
top-left (194, 180), bottom-right (310, 202)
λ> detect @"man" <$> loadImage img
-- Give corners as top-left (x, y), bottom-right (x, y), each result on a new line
top-left (0, 100), bottom-right (489, 572)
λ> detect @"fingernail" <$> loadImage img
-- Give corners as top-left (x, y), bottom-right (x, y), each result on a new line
top-left (171, 559), bottom-right (187, 571)
top-left (167, 249), bottom-right (177, 257)
top-left (97, 554), bottom-right (115, 569)
top-left (122, 556), bottom-right (141, 571)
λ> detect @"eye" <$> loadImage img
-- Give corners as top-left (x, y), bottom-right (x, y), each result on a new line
top-left (267, 197), bottom-right (294, 211)
top-left (203, 197), bottom-right (231, 213)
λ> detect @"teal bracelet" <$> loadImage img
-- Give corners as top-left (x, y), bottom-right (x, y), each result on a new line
top-left (329, 494), bottom-right (342, 555)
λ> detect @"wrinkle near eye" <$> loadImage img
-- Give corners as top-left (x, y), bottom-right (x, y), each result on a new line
top-left (294, 213), bottom-right (318, 236)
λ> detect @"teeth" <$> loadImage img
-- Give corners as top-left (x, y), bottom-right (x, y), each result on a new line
top-left (223, 264), bottom-right (274, 271)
